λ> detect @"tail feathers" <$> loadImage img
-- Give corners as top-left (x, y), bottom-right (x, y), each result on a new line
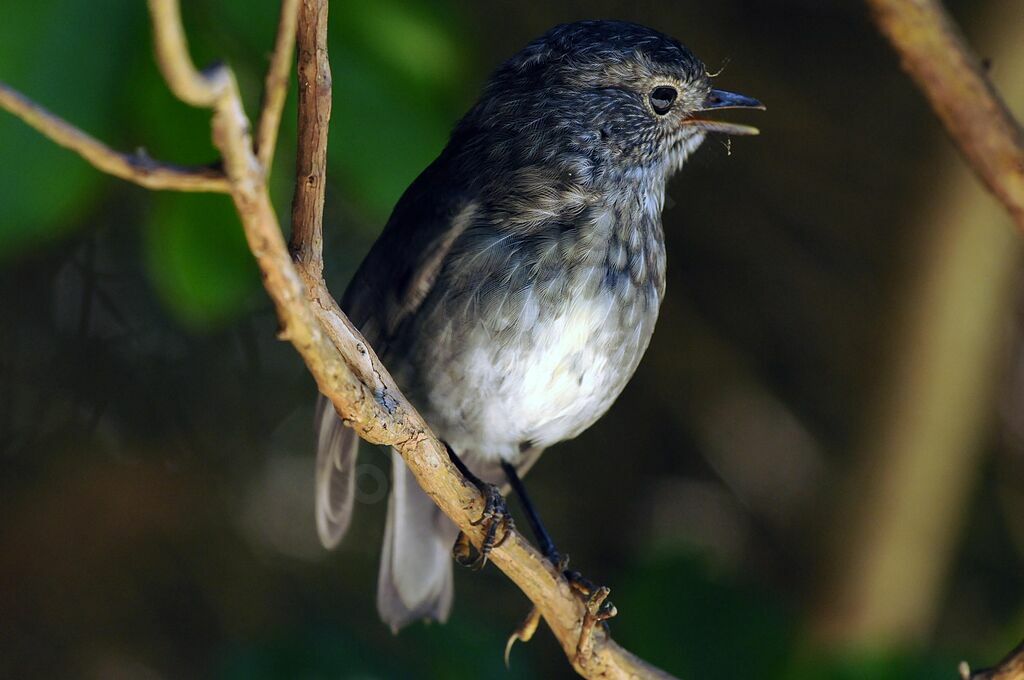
top-left (315, 396), bottom-right (360, 549)
top-left (377, 450), bottom-right (458, 632)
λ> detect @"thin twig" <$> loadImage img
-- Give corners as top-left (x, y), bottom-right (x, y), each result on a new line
top-left (147, 0), bottom-right (226, 108)
top-left (147, 0), bottom-right (260, 190)
top-left (256, 0), bottom-right (300, 172)
top-left (0, 82), bottom-right (229, 193)
top-left (867, 0), bottom-right (1024, 229)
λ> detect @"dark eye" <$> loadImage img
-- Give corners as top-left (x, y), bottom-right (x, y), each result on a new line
top-left (649, 86), bottom-right (677, 115)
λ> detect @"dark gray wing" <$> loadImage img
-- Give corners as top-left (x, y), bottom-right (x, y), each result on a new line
top-left (315, 148), bottom-right (476, 548)
top-left (342, 152), bottom-right (478, 354)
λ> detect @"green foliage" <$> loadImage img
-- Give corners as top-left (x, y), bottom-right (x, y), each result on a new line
top-left (615, 553), bottom-right (795, 678)
top-left (216, 617), bottom-right (537, 680)
top-left (0, 0), bottom-right (140, 255)
top-left (614, 552), bottom-right (965, 679)
top-left (0, 0), bottom-right (466, 328)
top-left (329, 1), bottom-right (467, 219)
top-left (144, 193), bottom-right (257, 329)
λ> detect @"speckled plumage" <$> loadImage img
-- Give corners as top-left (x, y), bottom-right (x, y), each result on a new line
top-left (314, 20), bottom-right (754, 632)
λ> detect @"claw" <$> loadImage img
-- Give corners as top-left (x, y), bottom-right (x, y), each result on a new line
top-left (504, 606), bottom-right (542, 668)
top-left (452, 531), bottom-right (475, 567)
top-left (452, 481), bottom-right (515, 570)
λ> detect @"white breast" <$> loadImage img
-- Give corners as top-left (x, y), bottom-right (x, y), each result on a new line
top-left (423, 285), bottom-right (652, 464)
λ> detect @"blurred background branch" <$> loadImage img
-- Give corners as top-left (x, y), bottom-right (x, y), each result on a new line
top-left (866, 0), bottom-right (1024, 230)
top-left (810, 0), bottom-right (1024, 669)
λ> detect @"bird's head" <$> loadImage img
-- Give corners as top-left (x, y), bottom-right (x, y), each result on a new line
top-left (462, 20), bottom-right (762, 180)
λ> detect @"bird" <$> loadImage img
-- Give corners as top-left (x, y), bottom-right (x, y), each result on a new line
top-left (314, 19), bottom-right (762, 633)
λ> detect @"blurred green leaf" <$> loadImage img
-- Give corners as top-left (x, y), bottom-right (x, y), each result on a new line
top-left (144, 193), bottom-right (257, 329)
top-left (329, 48), bottom-right (452, 220)
top-left (335, 0), bottom-right (463, 90)
top-left (328, 1), bottom-right (465, 220)
top-left (217, 617), bottom-right (536, 680)
top-left (0, 0), bottom-right (141, 258)
top-left (121, 55), bottom-right (220, 168)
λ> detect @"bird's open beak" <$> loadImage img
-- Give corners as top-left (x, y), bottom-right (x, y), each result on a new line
top-left (680, 88), bottom-right (765, 136)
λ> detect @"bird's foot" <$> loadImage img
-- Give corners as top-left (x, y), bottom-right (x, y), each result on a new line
top-left (452, 481), bottom-right (515, 570)
top-left (503, 555), bottom-right (618, 667)
top-left (573, 580), bottom-right (617, 665)
top-left (551, 555), bottom-right (617, 665)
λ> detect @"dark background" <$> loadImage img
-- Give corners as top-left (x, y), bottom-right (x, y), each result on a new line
top-left (2, 1), bottom-right (1023, 678)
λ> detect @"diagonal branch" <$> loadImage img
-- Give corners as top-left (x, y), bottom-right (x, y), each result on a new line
top-left (0, 81), bottom-right (229, 193)
top-left (866, 0), bottom-right (1024, 230)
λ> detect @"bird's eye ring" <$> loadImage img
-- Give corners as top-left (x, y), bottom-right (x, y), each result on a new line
top-left (649, 86), bottom-right (677, 115)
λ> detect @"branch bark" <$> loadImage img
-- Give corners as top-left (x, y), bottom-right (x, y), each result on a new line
top-left (866, 0), bottom-right (1024, 230)
top-left (0, 1), bottom-right (677, 677)
top-left (289, 0), bottom-right (330, 281)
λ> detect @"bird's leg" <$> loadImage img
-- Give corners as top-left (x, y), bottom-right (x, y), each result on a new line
top-left (501, 460), bottom-right (559, 563)
top-left (500, 462), bottom-right (617, 662)
top-left (502, 462), bottom-right (612, 600)
top-left (445, 443), bottom-right (514, 570)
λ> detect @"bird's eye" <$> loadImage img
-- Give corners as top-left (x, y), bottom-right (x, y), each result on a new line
top-left (649, 86), bottom-right (677, 115)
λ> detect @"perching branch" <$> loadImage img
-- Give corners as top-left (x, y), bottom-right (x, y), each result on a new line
top-left (0, 2), bottom-right (676, 678)
top-left (866, 0), bottom-right (1024, 230)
